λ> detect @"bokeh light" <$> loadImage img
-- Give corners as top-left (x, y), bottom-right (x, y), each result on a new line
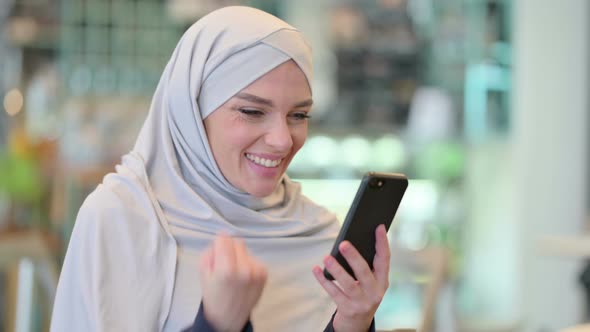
top-left (4, 89), bottom-right (24, 116)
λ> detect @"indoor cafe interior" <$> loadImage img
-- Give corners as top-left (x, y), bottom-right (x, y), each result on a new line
top-left (0, 0), bottom-right (588, 331)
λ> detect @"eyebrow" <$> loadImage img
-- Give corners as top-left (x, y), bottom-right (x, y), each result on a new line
top-left (235, 92), bottom-right (313, 108)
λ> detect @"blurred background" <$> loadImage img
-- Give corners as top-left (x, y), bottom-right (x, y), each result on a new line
top-left (0, 0), bottom-right (588, 331)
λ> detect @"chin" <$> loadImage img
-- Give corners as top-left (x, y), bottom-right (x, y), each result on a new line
top-left (246, 180), bottom-right (280, 198)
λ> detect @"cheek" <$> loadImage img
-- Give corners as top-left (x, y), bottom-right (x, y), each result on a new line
top-left (207, 122), bottom-right (247, 168)
top-left (226, 127), bottom-right (256, 157)
top-left (291, 127), bottom-right (308, 154)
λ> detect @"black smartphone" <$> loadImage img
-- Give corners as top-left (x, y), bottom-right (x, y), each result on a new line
top-left (324, 172), bottom-right (408, 280)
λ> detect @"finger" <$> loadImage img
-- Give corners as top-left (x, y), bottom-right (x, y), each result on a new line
top-left (339, 241), bottom-right (376, 291)
top-left (232, 237), bottom-right (249, 259)
top-left (214, 234), bottom-right (237, 276)
top-left (256, 261), bottom-right (268, 283)
top-left (322, 255), bottom-right (361, 297)
top-left (233, 238), bottom-right (255, 282)
top-left (243, 244), bottom-right (268, 284)
top-left (199, 244), bottom-right (217, 289)
top-left (373, 224), bottom-right (391, 286)
top-left (199, 246), bottom-right (213, 274)
top-left (312, 265), bottom-right (353, 307)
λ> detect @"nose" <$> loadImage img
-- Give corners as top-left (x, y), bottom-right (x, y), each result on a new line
top-left (264, 119), bottom-right (293, 152)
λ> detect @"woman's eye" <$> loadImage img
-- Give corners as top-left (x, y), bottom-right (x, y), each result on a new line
top-left (239, 108), bottom-right (264, 117)
top-left (291, 112), bottom-right (311, 120)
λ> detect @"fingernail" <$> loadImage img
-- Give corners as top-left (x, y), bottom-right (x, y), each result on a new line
top-left (340, 242), bottom-right (350, 253)
top-left (324, 256), bottom-right (334, 267)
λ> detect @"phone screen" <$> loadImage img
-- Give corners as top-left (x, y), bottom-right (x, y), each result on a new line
top-left (324, 172), bottom-right (408, 280)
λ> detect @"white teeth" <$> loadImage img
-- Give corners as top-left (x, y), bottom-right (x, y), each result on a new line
top-left (245, 153), bottom-right (282, 168)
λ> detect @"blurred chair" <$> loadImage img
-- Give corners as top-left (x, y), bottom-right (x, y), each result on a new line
top-left (377, 244), bottom-right (450, 332)
top-left (561, 325), bottom-right (590, 332)
top-left (0, 227), bottom-right (60, 332)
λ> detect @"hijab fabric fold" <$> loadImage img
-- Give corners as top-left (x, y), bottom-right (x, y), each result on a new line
top-left (52, 6), bottom-right (340, 332)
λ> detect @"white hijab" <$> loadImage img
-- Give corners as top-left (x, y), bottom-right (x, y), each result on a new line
top-left (52, 6), bottom-right (340, 332)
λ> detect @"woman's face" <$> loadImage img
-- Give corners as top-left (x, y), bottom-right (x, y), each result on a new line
top-left (204, 60), bottom-right (312, 197)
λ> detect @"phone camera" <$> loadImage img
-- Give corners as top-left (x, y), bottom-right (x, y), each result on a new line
top-left (369, 178), bottom-right (384, 189)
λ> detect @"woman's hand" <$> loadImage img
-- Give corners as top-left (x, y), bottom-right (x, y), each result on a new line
top-left (313, 224), bottom-right (391, 332)
top-left (199, 234), bottom-right (268, 332)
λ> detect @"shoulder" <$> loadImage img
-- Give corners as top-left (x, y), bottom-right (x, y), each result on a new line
top-left (54, 173), bottom-right (175, 331)
top-left (299, 193), bottom-right (337, 219)
top-left (285, 179), bottom-right (341, 235)
top-left (71, 170), bottom-right (174, 263)
top-left (61, 169), bottom-right (176, 296)
top-left (286, 178), bottom-right (338, 222)
top-left (77, 169), bottom-right (166, 231)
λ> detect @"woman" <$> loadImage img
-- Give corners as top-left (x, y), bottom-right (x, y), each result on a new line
top-left (51, 6), bottom-right (390, 332)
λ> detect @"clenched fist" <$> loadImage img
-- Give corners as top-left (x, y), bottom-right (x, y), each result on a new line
top-left (199, 234), bottom-right (268, 332)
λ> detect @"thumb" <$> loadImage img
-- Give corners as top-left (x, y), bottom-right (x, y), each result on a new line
top-left (199, 247), bottom-right (214, 276)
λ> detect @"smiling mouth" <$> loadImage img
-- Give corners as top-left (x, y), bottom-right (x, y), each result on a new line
top-left (245, 153), bottom-right (283, 168)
